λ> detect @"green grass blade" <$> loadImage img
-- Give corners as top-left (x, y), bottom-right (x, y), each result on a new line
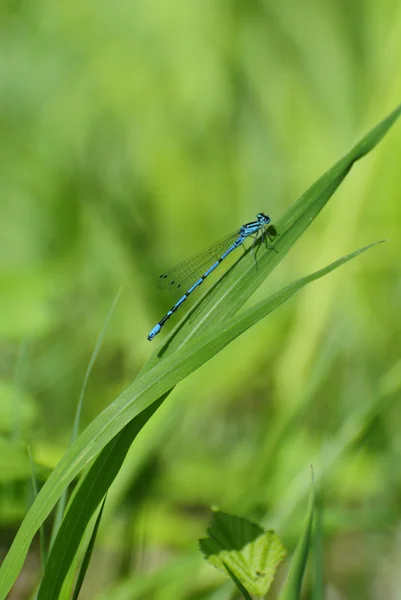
top-left (71, 495), bottom-right (107, 600)
top-left (49, 288), bottom-right (122, 549)
top-left (27, 446), bottom-right (46, 572)
top-left (312, 491), bottom-right (324, 600)
top-left (150, 103), bottom-right (401, 357)
top-left (35, 400), bottom-right (162, 599)
top-left (0, 239), bottom-right (381, 598)
top-left (278, 480), bottom-right (315, 600)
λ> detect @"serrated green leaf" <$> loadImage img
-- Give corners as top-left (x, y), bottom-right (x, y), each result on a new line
top-left (200, 511), bottom-right (286, 597)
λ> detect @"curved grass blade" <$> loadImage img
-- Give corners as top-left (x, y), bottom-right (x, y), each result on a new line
top-left (32, 105), bottom-right (401, 596)
top-left (0, 104), bottom-right (399, 598)
top-left (32, 242), bottom-right (383, 599)
top-left (278, 477), bottom-right (315, 600)
top-left (0, 239), bottom-right (382, 598)
top-left (71, 495), bottom-right (107, 600)
top-left (36, 400), bottom-right (162, 600)
top-left (150, 103), bottom-right (401, 356)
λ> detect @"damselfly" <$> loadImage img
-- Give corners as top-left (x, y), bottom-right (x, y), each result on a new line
top-left (147, 212), bottom-right (277, 341)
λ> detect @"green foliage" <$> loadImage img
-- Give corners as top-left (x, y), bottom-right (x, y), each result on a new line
top-left (200, 510), bottom-right (286, 598)
top-left (0, 102), bottom-right (398, 597)
top-left (1, 2), bottom-right (401, 597)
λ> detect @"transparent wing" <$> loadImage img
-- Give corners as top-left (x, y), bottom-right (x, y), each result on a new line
top-left (157, 230), bottom-right (242, 293)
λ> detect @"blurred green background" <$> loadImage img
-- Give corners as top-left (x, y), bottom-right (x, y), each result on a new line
top-left (1, 0), bottom-right (401, 598)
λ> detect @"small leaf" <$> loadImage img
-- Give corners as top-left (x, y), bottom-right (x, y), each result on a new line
top-left (200, 511), bottom-right (286, 597)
